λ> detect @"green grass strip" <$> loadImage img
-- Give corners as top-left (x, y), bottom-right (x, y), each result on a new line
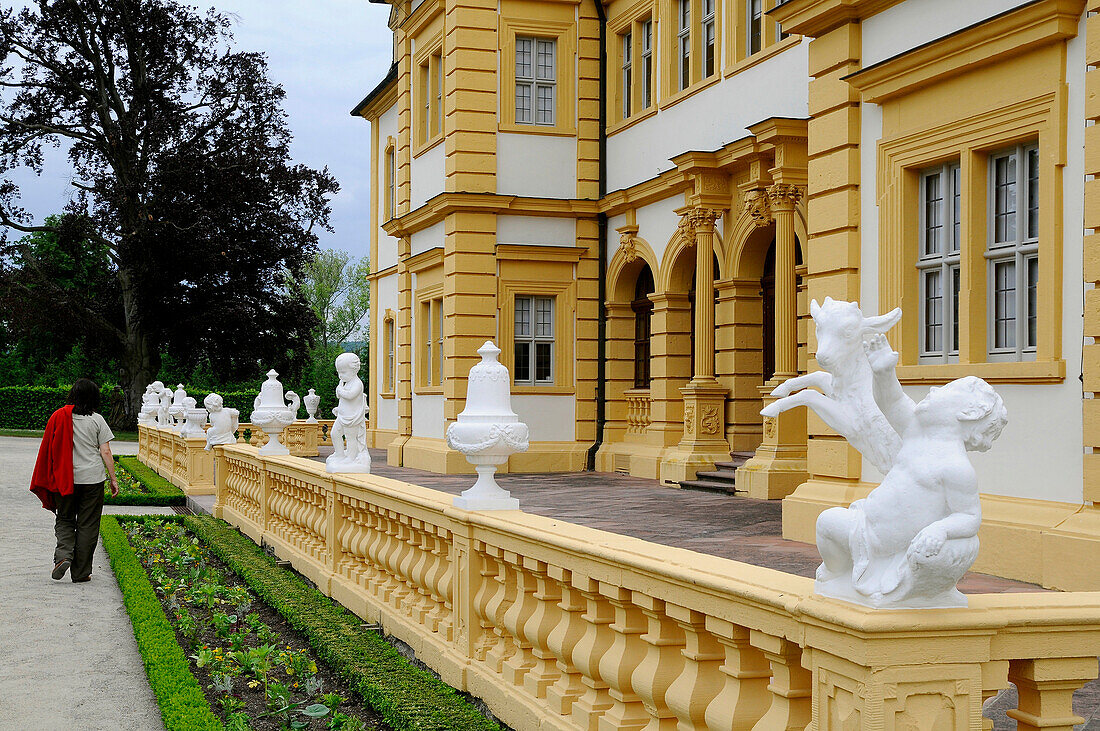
top-left (106, 455), bottom-right (186, 506)
top-left (184, 515), bottom-right (500, 731)
top-left (100, 516), bottom-right (225, 731)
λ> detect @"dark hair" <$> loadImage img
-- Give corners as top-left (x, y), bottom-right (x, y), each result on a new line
top-left (67, 378), bottom-right (101, 416)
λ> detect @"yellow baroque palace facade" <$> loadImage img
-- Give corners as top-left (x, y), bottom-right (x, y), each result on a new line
top-left (355, 0), bottom-right (1100, 590)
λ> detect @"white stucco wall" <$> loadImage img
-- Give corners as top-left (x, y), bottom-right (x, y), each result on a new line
top-left (411, 393), bottom-right (445, 438)
top-left (410, 221), bottom-right (444, 257)
top-left (375, 104), bottom-right (400, 273)
top-left (374, 273), bottom-right (399, 432)
top-left (511, 395), bottom-right (576, 442)
top-left (862, 0), bottom-right (1034, 68)
top-left (605, 195), bottom-right (684, 267)
top-left (410, 143), bottom-right (445, 211)
top-left (497, 133), bottom-right (578, 198)
top-left (857, 15), bottom-right (1087, 504)
top-left (606, 39), bottom-right (809, 194)
top-left (497, 215), bottom-right (576, 246)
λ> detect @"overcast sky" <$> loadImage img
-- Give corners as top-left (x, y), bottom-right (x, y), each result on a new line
top-left (9, 0), bottom-right (395, 263)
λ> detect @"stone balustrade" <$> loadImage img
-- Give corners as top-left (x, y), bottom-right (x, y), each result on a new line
top-left (212, 443), bottom-right (1100, 730)
top-left (623, 389), bottom-right (652, 436)
top-left (138, 420), bottom-right (334, 494)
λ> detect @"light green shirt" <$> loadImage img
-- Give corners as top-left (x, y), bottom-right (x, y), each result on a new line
top-left (72, 412), bottom-right (114, 484)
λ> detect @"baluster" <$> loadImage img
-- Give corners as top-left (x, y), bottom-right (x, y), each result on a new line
top-left (423, 530), bottom-right (449, 634)
top-left (395, 519), bottom-right (421, 612)
top-left (374, 512), bottom-right (402, 603)
top-left (363, 509), bottom-right (387, 592)
top-left (436, 531), bottom-right (454, 642)
top-left (748, 631), bottom-right (811, 731)
top-left (335, 500), bottom-right (355, 574)
top-left (352, 502), bottom-right (377, 586)
top-left (406, 524), bottom-right (433, 622)
top-left (663, 604), bottom-right (726, 731)
top-left (631, 595), bottom-right (686, 731)
top-left (385, 515), bottom-right (413, 607)
top-left (501, 555), bottom-right (540, 686)
top-left (703, 618), bottom-right (771, 731)
top-left (471, 548), bottom-right (502, 662)
top-left (485, 553), bottom-right (519, 673)
top-left (1008, 657), bottom-right (1098, 731)
top-left (520, 559), bottom-right (563, 699)
top-left (545, 567), bottom-right (588, 716)
top-left (597, 585), bottom-right (650, 731)
top-left (570, 577), bottom-right (616, 731)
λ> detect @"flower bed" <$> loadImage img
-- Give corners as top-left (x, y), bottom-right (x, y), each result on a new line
top-left (121, 516), bottom-right (386, 730)
top-left (106, 456), bottom-right (186, 506)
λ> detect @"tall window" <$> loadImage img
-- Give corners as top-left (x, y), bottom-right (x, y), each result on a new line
top-left (748, 0), bottom-right (763, 55)
top-left (702, 0), bottom-right (716, 77)
top-left (418, 52), bottom-right (443, 144)
top-left (918, 162), bottom-right (961, 361)
top-left (641, 21), bottom-right (653, 108)
top-left (621, 31), bottom-right (632, 120)
top-left (516, 37), bottom-right (556, 126)
top-left (384, 314), bottom-right (395, 394)
top-left (432, 51), bottom-right (442, 138)
top-left (632, 267), bottom-right (654, 388)
top-left (988, 143), bottom-right (1039, 359)
top-left (384, 144), bottom-right (395, 221)
top-left (678, 0), bottom-right (691, 91)
top-left (514, 295), bottom-right (554, 385)
top-left (418, 296), bottom-right (444, 388)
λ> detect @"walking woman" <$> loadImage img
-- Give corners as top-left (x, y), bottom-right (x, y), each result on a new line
top-left (30, 378), bottom-right (120, 583)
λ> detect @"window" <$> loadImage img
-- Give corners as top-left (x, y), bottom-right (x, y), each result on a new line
top-left (701, 0), bottom-right (716, 78)
top-left (416, 50), bottom-right (443, 147)
top-left (514, 295), bottom-right (555, 385)
top-left (384, 142), bottom-right (395, 221)
top-left (417, 296), bottom-right (444, 389)
top-left (383, 312), bottom-right (396, 396)
top-left (678, 0), bottom-right (691, 91)
top-left (632, 267), bottom-right (654, 388)
top-left (747, 0), bottom-right (763, 55)
top-left (641, 21), bottom-right (653, 109)
top-left (516, 37), bottom-right (556, 126)
top-left (621, 31), bottom-right (632, 120)
top-left (918, 162), bottom-right (961, 361)
top-left (988, 142), bottom-right (1039, 359)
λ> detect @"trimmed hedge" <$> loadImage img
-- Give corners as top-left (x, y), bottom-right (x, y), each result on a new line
top-left (184, 515), bottom-right (500, 731)
top-left (0, 384), bottom-right (128, 429)
top-left (99, 516), bottom-right (224, 731)
top-left (105, 456), bottom-right (186, 507)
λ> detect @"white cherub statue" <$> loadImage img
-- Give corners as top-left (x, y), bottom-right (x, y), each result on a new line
top-left (204, 393), bottom-right (239, 451)
top-left (156, 384), bottom-right (174, 427)
top-left (813, 333), bottom-right (1008, 608)
top-left (325, 352), bottom-right (370, 474)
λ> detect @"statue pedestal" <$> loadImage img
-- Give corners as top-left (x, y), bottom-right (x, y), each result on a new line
top-left (738, 388), bottom-right (808, 500)
top-left (659, 380), bottom-right (730, 484)
top-left (452, 463), bottom-right (520, 511)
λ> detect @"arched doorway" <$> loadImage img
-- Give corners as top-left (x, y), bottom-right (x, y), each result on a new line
top-left (759, 239), bottom-right (803, 384)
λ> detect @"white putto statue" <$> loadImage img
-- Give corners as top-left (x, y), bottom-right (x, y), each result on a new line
top-left (156, 385), bottom-right (173, 428)
top-left (204, 393), bottom-right (239, 450)
top-left (446, 341), bottom-right (529, 511)
top-left (326, 353), bottom-right (370, 473)
top-left (303, 388), bottom-right (320, 423)
top-left (249, 370), bottom-right (300, 456)
top-left (764, 300), bottom-right (1007, 608)
top-left (138, 382), bottom-right (162, 425)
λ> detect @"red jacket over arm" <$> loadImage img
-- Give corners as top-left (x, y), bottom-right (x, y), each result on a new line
top-left (30, 405), bottom-right (74, 511)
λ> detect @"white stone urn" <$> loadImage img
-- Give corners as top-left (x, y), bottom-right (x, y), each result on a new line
top-left (445, 341), bottom-right (529, 510)
top-left (138, 382), bottom-right (162, 425)
top-left (180, 406), bottom-right (208, 438)
top-left (248, 370), bottom-right (300, 456)
top-left (303, 388), bottom-right (320, 423)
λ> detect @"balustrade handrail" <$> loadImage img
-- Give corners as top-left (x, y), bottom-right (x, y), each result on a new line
top-left (212, 443), bottom-right (1100, 730)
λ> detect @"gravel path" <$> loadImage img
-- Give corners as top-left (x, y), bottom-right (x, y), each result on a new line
top-left (0, 435), bottom-right (172, 731)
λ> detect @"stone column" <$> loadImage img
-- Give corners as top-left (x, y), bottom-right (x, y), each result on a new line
top-left (690, 207), bottom-right (720, 383)
top-left (738, 185), bottom-right (809, 499)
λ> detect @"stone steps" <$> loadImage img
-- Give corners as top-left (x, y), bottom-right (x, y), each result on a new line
top-left (677, 451), bottom-right (755, 494)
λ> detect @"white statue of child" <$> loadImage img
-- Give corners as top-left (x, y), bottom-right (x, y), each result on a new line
top-left (325, 352), bottom-right (370, 473)
top-left (204, 393), bottom-right (239, 451)
top-left (157, 385), bottom-right (174, 427)
top-left (814, 334), bottom-right (1008, 608)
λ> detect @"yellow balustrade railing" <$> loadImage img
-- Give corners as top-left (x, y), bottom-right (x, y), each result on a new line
top-left (623, 389), bottom-right (652, 436)
top-left (212, 444), bottom-right (1100, 731)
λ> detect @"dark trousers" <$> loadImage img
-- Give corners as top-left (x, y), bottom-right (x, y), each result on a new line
top-left (54, 483), bottom-right (105, 581)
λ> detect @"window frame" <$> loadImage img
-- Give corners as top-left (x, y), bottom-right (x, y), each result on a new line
top-left (415, 286), bottom-right (444, 394)
top-left (513, 295), bottom-right (557, 387)
top-left (677, 0), bottom-right (692, 91)
top-left (412, 35), bottom-right (444, 153)
top-left (383, 139), bottom-right (396, 222)
top-left (500, 17), bottom-right (576, 135)
top-left (917, 161), bottom-right (962, 363)
top-left (381, 310), bottom-right (396, 398)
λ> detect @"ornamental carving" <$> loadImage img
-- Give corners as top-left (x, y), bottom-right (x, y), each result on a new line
top-left (701, 405), bottom-right (721, 435)
top-left (767, 183), bottom-right (804, 208)
top-left (619, 232), bottom-right (638, 263)
top-left (689, 207), bottom-right (720, 230)
top-left (700, 173), bottom-right (729, 194)
top-left (763, 415), bottom-right (776, 439)
top-left (684, 405), bottom-right (694, 434)
top-left (742, 188), bottom-right (772, 227)
top-left (676, 213), bottom-right (694, 247)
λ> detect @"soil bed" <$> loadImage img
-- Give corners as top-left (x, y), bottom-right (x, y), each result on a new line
top-left (123, 517), bottom-right (389, 731)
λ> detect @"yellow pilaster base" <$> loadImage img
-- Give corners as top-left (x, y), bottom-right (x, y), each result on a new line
top-left (660, 382), bottom-right (730, 484)
top-left (737, 392), bottom-right (808, 500)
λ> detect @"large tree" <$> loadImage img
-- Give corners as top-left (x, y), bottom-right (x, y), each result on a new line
top-left (296, 248), bottom-right (371, 348)
top-left (0, 0), bottom-right (338, 419)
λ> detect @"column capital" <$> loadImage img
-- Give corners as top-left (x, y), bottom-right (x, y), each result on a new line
top-left (767, 183), bottom-right (805, 210)
top-left (689, 206), bottom-right (721, 231)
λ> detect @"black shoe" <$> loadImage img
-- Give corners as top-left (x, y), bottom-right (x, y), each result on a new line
top-left (72, 576), bottom-right (91, 583)
top-left (51, 559), bottom-right (71, 580)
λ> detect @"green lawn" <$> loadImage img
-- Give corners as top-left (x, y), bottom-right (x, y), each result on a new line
top-left (0, 428), bottom-right (139, 442)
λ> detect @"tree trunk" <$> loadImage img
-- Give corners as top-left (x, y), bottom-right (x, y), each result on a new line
top-left (117, 267), bottom-right (158, 428)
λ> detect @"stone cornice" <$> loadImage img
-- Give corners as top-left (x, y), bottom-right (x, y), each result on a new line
top-left (382, 193), bottom-right (600, 238)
